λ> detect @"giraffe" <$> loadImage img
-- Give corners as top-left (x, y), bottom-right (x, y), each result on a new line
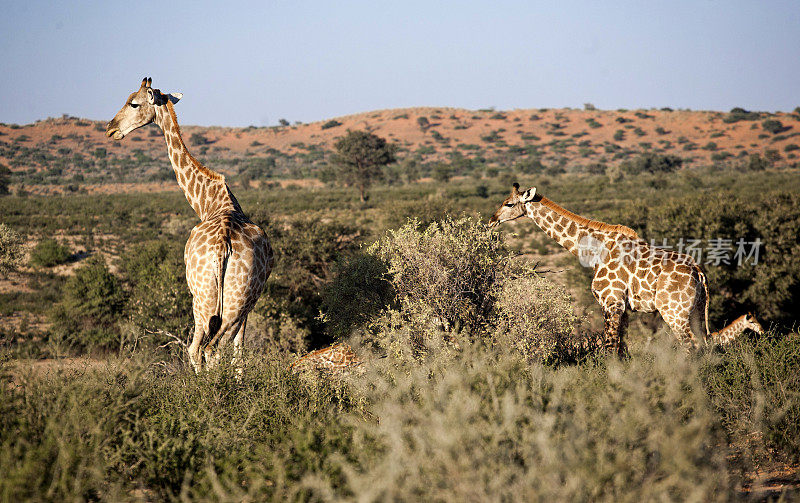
top-left (710, 313), bottom-right (763, 344)
top-left (489, 183), bottom-right (762, 353)
top-left (106, 77), bottom-right (273, 371)
top-left (289, 343), bottom-right (363, 373)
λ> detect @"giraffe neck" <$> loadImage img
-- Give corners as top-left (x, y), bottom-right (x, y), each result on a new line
top-left (711, 315), bottom-right (748, 344)
top-left (154, 102), bottom-right (240, 220)
top-left (523, 196), bottom-right (613, 256)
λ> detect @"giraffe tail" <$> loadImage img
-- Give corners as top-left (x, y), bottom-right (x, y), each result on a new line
top-left (694, 265), bottom-right (711, 340)
top-left (209, 235), bottom-right (231, 340)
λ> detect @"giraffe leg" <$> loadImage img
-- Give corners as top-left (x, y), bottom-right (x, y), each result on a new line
top-left (188, 302), bottom-right (209, 373)
top-left (662, 313), bottom-right (701, 351)
top-left (187, 322), bottom-right (205, 373)
top-left (231, 316), bottom-right (247, 375)
top-left (688, 302), bottom-right (709, 345)
top-left (601, 302), bottom-right (628, 358)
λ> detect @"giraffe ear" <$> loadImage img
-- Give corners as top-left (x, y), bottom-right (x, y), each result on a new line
top-left (167, 92), bottom-right (182, 104)
top-left (520, 187), bottom-right (537, 202)
top-left (146, 88), bottom-right (155, 105)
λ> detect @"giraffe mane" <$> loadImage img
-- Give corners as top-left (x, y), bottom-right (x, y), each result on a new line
top-left (539, 196), bottom-right (639, 238)
top-left (166, 101), bottom-right (225, 182)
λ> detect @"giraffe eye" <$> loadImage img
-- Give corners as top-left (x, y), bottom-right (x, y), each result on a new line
top-left (505, 203), bottom-right (514, 207)
top-left (130, 103), bottom-right (140, 109)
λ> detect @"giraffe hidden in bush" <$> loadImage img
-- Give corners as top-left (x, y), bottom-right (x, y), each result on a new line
top-left (289, 343), bottom-right (363, 373)
top-left (489, 183), bottom-right (763, 354)
top-left (106, 78), bottom-right (273, 372)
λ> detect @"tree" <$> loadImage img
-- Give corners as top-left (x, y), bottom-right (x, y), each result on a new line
top-left (432, 163), bottom-right (452, 183)
top-left (189, 133), bottom-right (210, 146)
top-left (0, 163), bottom-right (11, 196)
top-left (417, 116), bottom-right (430, 131)
top-left (330, 131), bottom-right (397, 202)
top-left (621, 153), bottom-right (683, 175)
top-left (29, 238), bottom-right (71, 267)
top-left (761, 119), bottom-right (784, 134)
top-left (0, 223), bottom-right (24, 276)
top-left (51, 256), bottom-right (126, 350)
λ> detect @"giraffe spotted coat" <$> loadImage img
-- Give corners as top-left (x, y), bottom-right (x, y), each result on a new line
top-left (290, 343), bottom-right (363, 373)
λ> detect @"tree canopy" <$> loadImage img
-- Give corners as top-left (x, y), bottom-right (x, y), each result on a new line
top-left (330, 131), bottom-right (397, 201)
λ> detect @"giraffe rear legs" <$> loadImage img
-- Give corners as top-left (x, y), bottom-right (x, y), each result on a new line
top-left (203, 317), bottom-right (246, 370)
top-left (661, 312), bottom-right (702, 351)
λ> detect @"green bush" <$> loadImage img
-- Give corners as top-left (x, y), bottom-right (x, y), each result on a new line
top-left (325, 338), bottom-right (732, 501)
top-left (0, 163), bottom-right (10, 195)
top-left (252, 216), bottom-right (365, 345)
top-left (188, 133), bottom-right (210, 146)
top-left (702, 330), bottom-right (800, 464)
top-left (621, 153), bottom-right (683, 175)
top-left (321, 250), bottom-right (394, 338)
top-left (764, 148), bottom-right (782, 164)
top-left (0, 334), bottom-right (748, 501)
top-left (29, 238), bottom-right (71, 268)
top-left (492, 273), bottom-right (583, 363)
top-left (50, 256), bottom-right (126, 350)
top-left (0, 223), bottom-right (24, 275)
top-left (8, 328), bottom-right (800, 500)
top-left (320, 119), bottom-right (342, 130)
top-left (722, 107), bottom-right (760, 123)
top-left (119, 241), bottom-right (192, 341)
top-left (761, 119), bottom-right (784, 134)
top-left (432, 163), bottom-right (452, 182)
top-left (513, 156), bottom-right (545, 174)
top-left (0, 354), bottom-right (359, 501)
top-left (374, 217), bottom-right (511, 333)
top-left (585, 162), bottom-right (607, 175)
top-left (745, 153), bottom-right (768, 171)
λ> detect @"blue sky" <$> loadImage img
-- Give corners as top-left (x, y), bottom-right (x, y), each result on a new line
top-left (1, 1), bottom-right (798, 126)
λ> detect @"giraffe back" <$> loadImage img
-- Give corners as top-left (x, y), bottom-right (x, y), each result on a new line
top-left (290, 343), bottom-right (363, 373)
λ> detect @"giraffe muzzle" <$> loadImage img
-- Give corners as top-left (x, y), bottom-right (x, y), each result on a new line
top-left (106, 128), bottom-right (125, 140)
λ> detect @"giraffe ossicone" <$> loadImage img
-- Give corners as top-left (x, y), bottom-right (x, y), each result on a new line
top-left (489, 183), bottom-right (763, 354)
top-left (106, 77), bottom-right (274, 372)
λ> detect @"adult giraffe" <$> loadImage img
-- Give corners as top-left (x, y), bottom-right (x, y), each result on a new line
top-left (489, 183), bottom-right (762, 354)
top-left (107, 77), bottom-right (273, 371)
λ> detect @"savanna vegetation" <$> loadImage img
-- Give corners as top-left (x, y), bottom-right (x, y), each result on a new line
top-left (1, 115), bottom-right (800, 500)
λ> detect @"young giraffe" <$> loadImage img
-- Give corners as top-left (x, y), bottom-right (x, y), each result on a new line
top-left (107, 77), bottom-right (273, 371)
top-left (710, 313), bottom-right (763, 344)
top-left (289, 343), bottom-right (363, 373)
top-left (489, 183), bottom-right (762, 353)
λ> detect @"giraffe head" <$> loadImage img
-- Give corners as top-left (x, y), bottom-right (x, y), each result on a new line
top-left (744, 312), bottom-right (764, 334)
top-left (106, 77), bottom-right (182, 140)
top-left (488, 183), bottom-right (538, 228)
